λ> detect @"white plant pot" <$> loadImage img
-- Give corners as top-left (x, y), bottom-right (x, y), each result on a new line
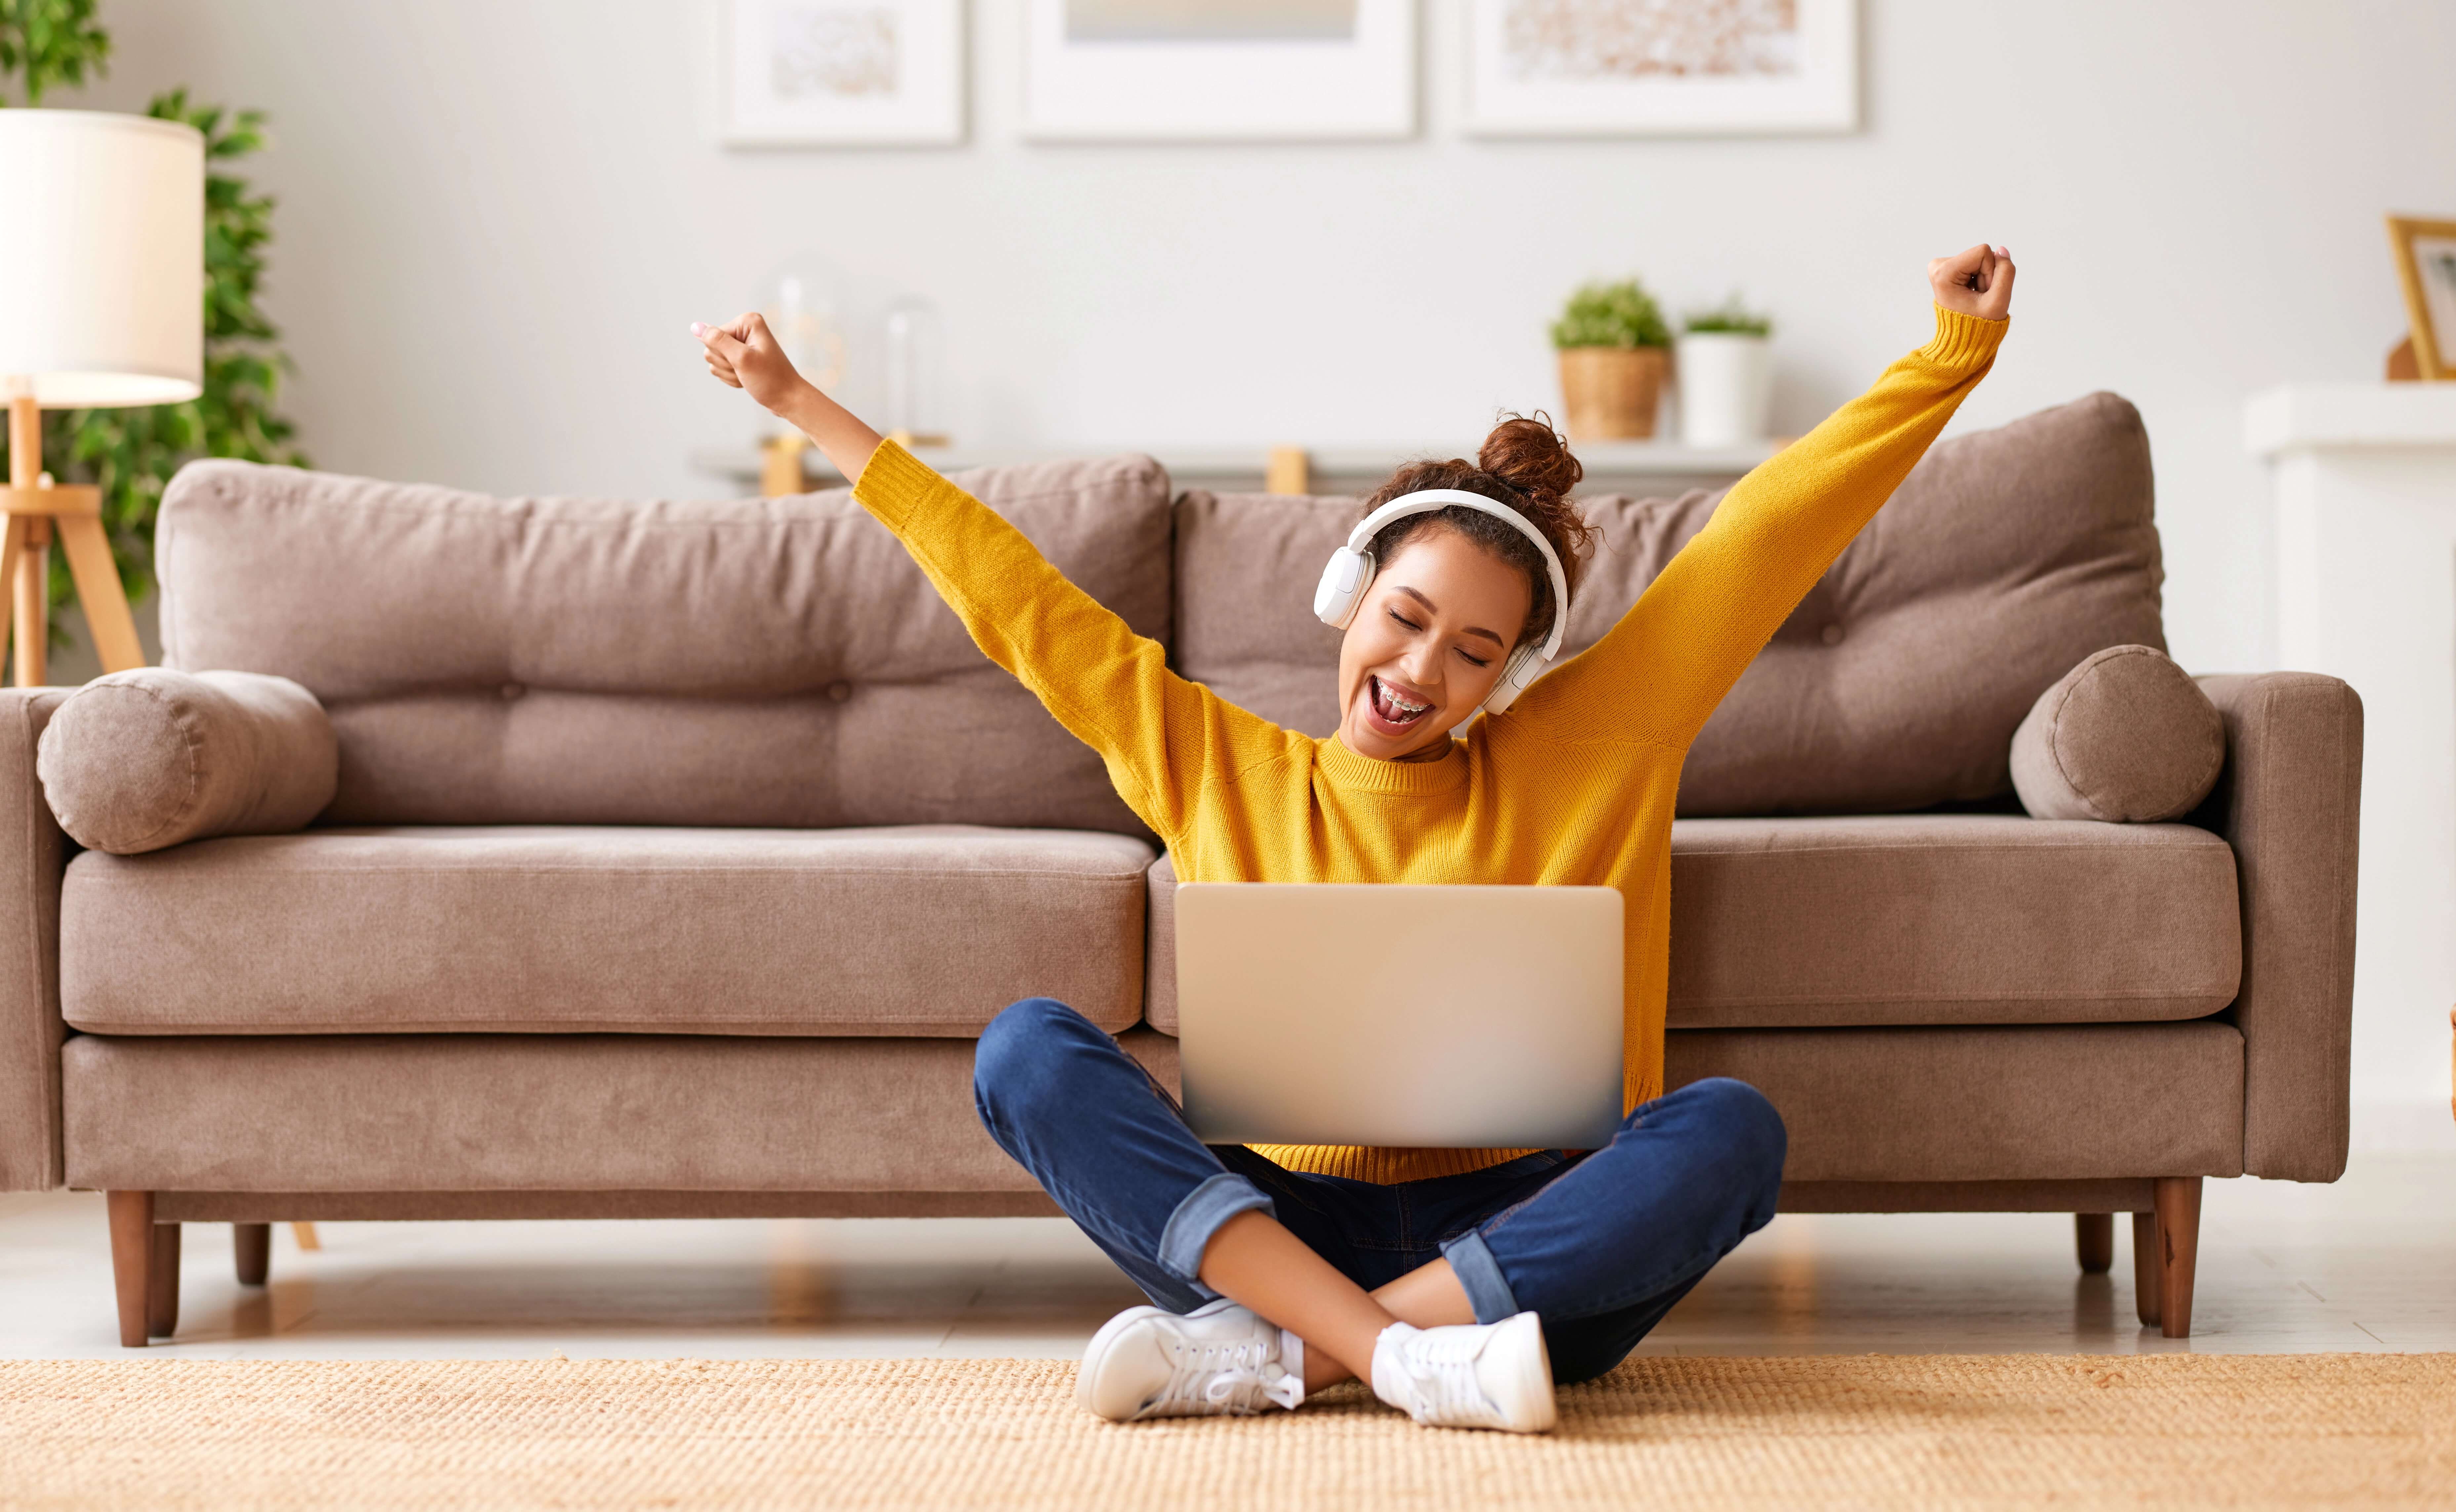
top-left (1676, 333), bottom-right (1773, 448)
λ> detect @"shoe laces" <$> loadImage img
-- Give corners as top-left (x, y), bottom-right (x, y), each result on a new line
top-left (1151, 1335), bottom-right (1300, 1417)
top-left (1390, 1328), bottom-right (1503, 1428)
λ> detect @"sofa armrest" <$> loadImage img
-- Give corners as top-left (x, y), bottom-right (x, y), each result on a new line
top-left (0, 689), bottom-right (71, 1190)
top-left (2194, 672), bottom-right (2362, 1181)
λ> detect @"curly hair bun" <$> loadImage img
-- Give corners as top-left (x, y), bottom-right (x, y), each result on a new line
top-left (1478, 413), bottom-right (1584, 504)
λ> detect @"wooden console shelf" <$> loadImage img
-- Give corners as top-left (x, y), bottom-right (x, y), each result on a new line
top-left (692, 438), bottom-right (1782, 499)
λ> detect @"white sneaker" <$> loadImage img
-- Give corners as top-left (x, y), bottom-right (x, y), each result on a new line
top-left (1076, 1297), bottom-right (1306, 1422)
top-left (1370, 1312), bottom-right (1557, 1433)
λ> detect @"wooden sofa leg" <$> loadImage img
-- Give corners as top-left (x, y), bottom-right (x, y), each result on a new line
top-left (2131, 1211), bottom-right (2160, 1329)
top-left (234, 1223), bottom-right (271, 1286)
top-left (146, 1222), bottom-right (182, 1338)
top-left (2075, 1213), bottom-right (2113, 1274)
top-left (2153, 1176), bottom-right (2201, 1338)
top-left (105, 1191), bottom-right (154, 1348)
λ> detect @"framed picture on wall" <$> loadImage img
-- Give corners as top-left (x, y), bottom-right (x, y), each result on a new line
top-left (1021, 0), bottom-right (1416, 142)
top-left (1462, 0), bottom-right (1858, 137)
top-left (2387, 215), bottom-right (2456, 380)
top-left (720, 0), bottom-right (965, 146)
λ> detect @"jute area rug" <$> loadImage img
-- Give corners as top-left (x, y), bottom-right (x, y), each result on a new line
top-left (3, 1353), bottom-right (2450, 1511)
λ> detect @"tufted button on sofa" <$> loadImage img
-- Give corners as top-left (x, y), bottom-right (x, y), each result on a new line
top-left (0, 394), bottom-right (2359, 1346)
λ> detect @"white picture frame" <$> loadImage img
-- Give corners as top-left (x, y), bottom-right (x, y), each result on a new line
top-left (1021, 0), bottom-right (1416, 143)
top-left (721, 0), bottom-right (966, 147)
top-left (1463, 0), bottom-right (1858, 138)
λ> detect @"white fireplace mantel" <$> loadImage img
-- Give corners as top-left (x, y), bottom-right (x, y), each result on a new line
top-left (2246, 383), bottom-right (2456, 456)
top-left (2247, 383), bottom-right (2456, 1144)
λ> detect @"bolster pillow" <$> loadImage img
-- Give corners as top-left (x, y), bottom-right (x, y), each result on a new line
top-left (2010, 645), bottom-right (2223, 823)
top-left (36, 668), bottom-right (337, 854)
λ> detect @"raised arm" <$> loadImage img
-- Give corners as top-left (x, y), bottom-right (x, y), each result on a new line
top-left (1521, 247), bottom-right (2014, 749)
top-left (693, 314), bottom-right (1292, 839)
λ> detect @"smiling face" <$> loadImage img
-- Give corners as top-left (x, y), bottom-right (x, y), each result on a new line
top-left (1336, 525), bottom-right (1535, 762)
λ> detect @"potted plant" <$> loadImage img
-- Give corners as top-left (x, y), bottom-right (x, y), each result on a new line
top-left (1675, 296), bottom-right (1774, 447)
top-left (1551, 279), bottom-right (1671, 441)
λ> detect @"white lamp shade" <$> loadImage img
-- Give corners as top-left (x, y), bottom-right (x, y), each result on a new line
top-left (0, 110), bottom-right (203, 408)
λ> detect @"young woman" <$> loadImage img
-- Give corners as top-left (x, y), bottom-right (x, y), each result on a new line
top-left (695, 245), bottom-right (2014, 1434)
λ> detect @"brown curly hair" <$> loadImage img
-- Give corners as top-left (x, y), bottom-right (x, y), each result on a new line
top-left (1358, 413), bottom-right (1598, 651)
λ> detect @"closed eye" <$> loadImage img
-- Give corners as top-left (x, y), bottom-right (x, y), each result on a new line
top-left (1388, 609), bottom-right (1492, 669)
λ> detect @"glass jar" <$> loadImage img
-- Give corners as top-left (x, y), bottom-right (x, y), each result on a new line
top-left (883, 296), bottom-right (948, 447)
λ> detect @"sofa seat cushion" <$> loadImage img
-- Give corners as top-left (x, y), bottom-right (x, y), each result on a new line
top-left (1142, 814), bottom-right (2239, 1033)
top-left (1666, 815), bottom-right (2238, 1028)
top-left (62, 824), bottom-right (1154, 1037)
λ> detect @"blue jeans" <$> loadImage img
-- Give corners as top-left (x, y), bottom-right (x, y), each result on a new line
top-left (972, 997), bottom-right (1786, 1385)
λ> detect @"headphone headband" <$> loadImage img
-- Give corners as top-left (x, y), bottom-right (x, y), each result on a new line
top-left (1347, 488), bottom-right (1571, 661)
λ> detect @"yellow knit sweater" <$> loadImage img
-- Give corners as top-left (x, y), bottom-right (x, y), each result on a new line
top-left (854, 305), bottom-right (2007, 1185)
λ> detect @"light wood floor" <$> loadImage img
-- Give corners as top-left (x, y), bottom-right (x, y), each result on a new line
top-left (5, 1154), bottom-right (2450, 1361)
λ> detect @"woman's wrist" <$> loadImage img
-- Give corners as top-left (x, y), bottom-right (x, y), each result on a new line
top-left (779, 381), bottom-right (884, 481)
top-left (774, 378), bottom-right (832, 436)
top-left (1918, 304), bottom-right (2008, 369)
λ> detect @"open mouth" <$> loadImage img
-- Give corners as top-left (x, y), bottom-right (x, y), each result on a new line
top-left (1367, 674), bottom-right (1433, 729)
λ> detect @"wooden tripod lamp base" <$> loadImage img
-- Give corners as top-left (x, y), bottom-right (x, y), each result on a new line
top-left (5, 392), bottom-right (144, 686)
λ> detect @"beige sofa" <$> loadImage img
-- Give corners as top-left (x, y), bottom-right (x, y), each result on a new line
top-left (0, 393), bottom-right (2360, 1347)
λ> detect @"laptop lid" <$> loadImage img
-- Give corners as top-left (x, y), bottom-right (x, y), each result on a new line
top-left (1174, 882), bottom-right (1624, 1151)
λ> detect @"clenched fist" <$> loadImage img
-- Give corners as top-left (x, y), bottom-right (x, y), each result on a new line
top-left (1927, 244), bottom-right (2015, 321)
top-left (693, 312), bottom-right (810, 418)
top-left (693, 311), bottom-right (883, 482)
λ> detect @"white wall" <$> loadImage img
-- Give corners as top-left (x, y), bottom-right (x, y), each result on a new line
top-left (71, 0), bottom-right (2456, 1141)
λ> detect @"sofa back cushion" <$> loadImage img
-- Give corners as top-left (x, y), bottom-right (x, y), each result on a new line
top-left (1174, 391), bottom-right (2166, 814)
top-left (1172, 491), bottom-right (1354, 739)
top-left (155, 456), bottom-right (1174, 832)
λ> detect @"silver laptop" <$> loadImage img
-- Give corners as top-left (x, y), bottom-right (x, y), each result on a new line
top-left (1175, 883), bottom-right (1624, 1151)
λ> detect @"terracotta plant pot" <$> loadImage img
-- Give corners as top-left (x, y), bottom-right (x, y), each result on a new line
top-left (1557, 346), bottom-right (1667, 441)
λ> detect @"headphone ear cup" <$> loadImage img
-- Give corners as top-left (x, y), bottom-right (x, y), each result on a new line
top-left (1479, 644), bottom-right (1540, 716)
top-left (1313, 548), bottom-right (1376, 630)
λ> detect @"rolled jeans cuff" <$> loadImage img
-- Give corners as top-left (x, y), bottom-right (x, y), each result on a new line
top-left (1156, 1171), bottom-right (1276, 1285)
top-left (1439, 1228), bottom-right (1524, 1324)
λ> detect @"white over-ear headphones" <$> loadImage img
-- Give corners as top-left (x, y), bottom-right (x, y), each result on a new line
top-left (1312, 487), bottom-right (1570, 717)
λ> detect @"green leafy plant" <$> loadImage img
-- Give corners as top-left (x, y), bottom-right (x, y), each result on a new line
top-left (1682, 295), bottom-right (1774, 338)
top-left (1550, 279), bottom-right (1670, 350)
top-left (0, 7), bottom-right (305, 655)
top-left (0, 0), bottom-right (107, 105)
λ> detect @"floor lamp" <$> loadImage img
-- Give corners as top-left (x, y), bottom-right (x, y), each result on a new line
top-left (0, 109), bottom-right (199, 685)
top-left (1, 112), bottom-right (319, 1254)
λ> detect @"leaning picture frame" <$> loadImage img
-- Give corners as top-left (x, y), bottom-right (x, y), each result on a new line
top-left (1021, 0), bottom-right (1416, 143)
top-left (2387, 215), bottom-right (2456, 380)
top-left (1462, 0), bottom-right (1858, 138)
top-left (720, 0), bottom-right (966, 148)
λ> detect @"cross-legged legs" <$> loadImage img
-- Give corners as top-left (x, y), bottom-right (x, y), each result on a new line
top-left (972, 997), bottom-right (1786, 1413)
top-left (977, 997), bottom-right (1571, 1428)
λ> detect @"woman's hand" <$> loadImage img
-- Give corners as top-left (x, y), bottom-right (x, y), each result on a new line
top-left (694, 311), bottom-right (884, 483)
top-left (1927, 244), bottom-right (2015, 321)
top-left (693, 312), bottom-right (811, 417)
